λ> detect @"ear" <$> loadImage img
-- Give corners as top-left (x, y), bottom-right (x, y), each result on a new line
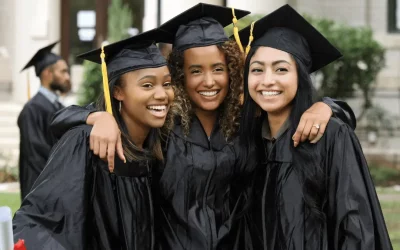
top-left (113, 85), bottom-right (124, 101)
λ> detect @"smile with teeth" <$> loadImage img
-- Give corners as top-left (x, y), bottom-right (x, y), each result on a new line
top-left (199, 90), bottom-right (219, 96)
top-left (261, 91), bottom-right (282, 96)
top-left (147, 105), bottom-right (167, 112)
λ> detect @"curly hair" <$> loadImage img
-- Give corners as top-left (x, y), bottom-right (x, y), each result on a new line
top-left (167, 39), bottom-right (244, 141)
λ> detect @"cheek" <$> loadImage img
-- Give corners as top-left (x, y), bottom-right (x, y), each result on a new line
top-left (247, 75), bottom-right (259, 98)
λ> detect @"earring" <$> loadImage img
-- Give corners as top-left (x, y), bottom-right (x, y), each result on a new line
top-left (119, 101), bottom-right (122, 113)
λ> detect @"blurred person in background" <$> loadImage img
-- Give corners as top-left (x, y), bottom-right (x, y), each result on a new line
top-left (17, 42), bottom-right (70, 201)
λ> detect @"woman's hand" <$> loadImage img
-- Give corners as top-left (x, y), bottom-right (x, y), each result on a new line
top-left (87, 112), bottom-right (125, 171)
top-left (292, 102), bottom-right (333, 147)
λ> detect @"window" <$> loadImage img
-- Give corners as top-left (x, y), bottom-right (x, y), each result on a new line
top-left (388, 0), bottom-right (400, 32)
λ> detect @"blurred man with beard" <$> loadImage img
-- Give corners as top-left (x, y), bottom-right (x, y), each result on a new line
top-left (18, 42), bottom-right (70, 200)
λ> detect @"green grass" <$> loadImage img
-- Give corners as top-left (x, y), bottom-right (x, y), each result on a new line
top-left (0, 192), bottom-right (20, 215)
top-left (1, 190), bottom-right (400, 249)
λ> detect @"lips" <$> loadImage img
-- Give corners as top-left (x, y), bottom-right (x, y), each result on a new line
top-left (261, 91), bottom-right (282, 97)
top-left (198, 90), bottom-right (220, 97)
top-left (146, 105), bottom-right (167, 111)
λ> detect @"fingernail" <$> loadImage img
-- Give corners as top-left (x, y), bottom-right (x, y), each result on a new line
top-left (294, 141), bottom-right (298, 147)
top-left (109, 167), bottom-right (114, 173)
top-left (123, 158), bottom-right (126, 164)
top-left (310, 140), bottom-right (317, 144)
top-left (292, 135), bottom-right (295, 140)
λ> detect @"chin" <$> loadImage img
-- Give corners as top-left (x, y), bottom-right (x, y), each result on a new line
top-left (147, 119), bottom-right (167, 128)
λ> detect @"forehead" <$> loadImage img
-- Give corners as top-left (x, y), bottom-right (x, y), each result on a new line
top-left (250, 46), bottom-right (294, 63)
top-left (54, 59), bottom-right (69, 69)
top-left (183, 45), bottom-right (226, 65)
top-left (124, 65), bottom-right (170, 79)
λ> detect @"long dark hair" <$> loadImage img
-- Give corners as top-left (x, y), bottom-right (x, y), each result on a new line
top-left (239, 46), bottom-right (327, 227)
top-left (97, 76), bottom-right (170, 162)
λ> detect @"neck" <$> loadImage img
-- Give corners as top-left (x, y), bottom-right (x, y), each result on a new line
top-left (267, 106), bottom-right (292, 138)
top-left (120, 110), bottom-right (150, 149)
top-left (195, 108), bottom-right (218, 137)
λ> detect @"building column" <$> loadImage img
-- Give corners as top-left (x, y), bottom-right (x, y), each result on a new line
top-left (143, 0), bottom-right (158, 31)
top-left (226, 0), bottom-right (288, 15)
top-left (12, 0), bottom-right (61, 103)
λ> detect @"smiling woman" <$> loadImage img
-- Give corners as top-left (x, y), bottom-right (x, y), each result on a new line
top-left (12, 29), bottom-right (174, 250)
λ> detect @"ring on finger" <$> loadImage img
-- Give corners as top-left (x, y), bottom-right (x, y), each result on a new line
top-left (312, 124), bottom-right (320, 129)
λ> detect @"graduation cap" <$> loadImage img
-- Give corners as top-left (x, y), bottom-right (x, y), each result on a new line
top-left (20, 41), bottom-right (62, 99)
top-left (78, 28), bottom-right (168, 115)
top-left (239, 4), bottom-right (342, 73)
top-left (21, 41), bottom-right (62, 77)
top-left (158, 3), bottom-right (250, 52)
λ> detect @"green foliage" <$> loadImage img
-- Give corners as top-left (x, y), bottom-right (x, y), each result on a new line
top-left (77, 0), bottom-right (133, 106)
top-left (77, 61), bottom-right (103, 106)
top-left (107, 0), bottom-right (133, 43)
top-left (369, 163), bottom-right (400, 186)
top-left (303, 15), bottom-right (385, 109)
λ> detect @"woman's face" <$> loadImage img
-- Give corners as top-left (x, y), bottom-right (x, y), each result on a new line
top-left (183, 45), bottom-right (229, 114)
top-left (114, 66), bottom-right (174, 129)
top-left (248, 47), bottom-right (298, 116)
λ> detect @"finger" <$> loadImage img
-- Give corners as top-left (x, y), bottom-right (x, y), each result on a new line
top-left (93, 139), bottom-right (100, 155)
top-left (98, 139), bottom-right (108, 159)
top-left (116, 134), bottom-right (126, 163)
top-left (292, 117), bottom-right (307, 146)
top-left (90, 134), bottom-right (94, 150)
top-left (300, 119), bottom-right (313, 142)
top-left (310, 123), bottom-right (327, 144)
top-left (107, 142), bottom-right (116, 172)
top-left (308, 123), bottom-right (320, 142)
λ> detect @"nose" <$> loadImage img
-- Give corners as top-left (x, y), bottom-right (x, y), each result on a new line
top-left (203, 72), bottom-right (215, 88)
top-left (153, 86), bottom-right (167, 100)
top-left (261, 70), bottom-right (276, 86)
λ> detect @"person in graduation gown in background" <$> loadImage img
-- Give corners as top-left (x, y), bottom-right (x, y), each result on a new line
top-left (50, 3), bottom-right (357, 249)
top-left (239, 5), bottom-right (393, 249)
top-left (13, 29), bottom-right (175, 249)
top-left (17, 42), bottom-right (70, 201)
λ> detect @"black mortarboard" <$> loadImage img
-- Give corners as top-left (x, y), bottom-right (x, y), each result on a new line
top-left (78, 28), bottom-right (168, 82)
top-left (78, 28), bottom-right (168, 115)
top-left (239, 4), bottom-right (342, 72)
top-left (158, 3), bottom-right (250, 51)
top-left (21, 41), bottom-right (62, 77)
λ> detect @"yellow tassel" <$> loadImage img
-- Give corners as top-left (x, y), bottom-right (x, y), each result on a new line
top-left (245, 21), bottom-right (255, 56)
top-left (100, 46), bottom-right (113, 114)
top-left (26, 71), bottom-right (31, 100)
top-left (232, 8), bottom-right (244, 53)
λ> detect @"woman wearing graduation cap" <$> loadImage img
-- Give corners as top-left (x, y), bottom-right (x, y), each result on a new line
top-left (50, 3), bottom-right (357, 249)
top-left (239, 5), bottom-right (392, 249)
top-left (12, 29), bottom-right (175, 249)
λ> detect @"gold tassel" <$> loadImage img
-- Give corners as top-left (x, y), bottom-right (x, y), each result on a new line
top-left (245, 21), bottom-right (255, 56)
top-left (232, 8), bottom-right (244, 53)
top-left (100, 45), bottom-right (113, 114)
top-left (26, 71), bottom-right (31, 100)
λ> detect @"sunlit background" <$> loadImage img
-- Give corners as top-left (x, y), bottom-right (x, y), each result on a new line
top-left (0, 0), bottom-right (399, 248)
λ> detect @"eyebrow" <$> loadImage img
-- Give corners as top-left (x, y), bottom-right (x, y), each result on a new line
top-left (188, 62), bottom-right (226, 70)
top-left (138, 75), bottom-right (156, 81)
top-left (250, 60), bottom-right (291, 66)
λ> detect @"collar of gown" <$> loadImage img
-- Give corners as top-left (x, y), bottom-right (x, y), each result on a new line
top-left (171, 115), bottom-right (230, 150)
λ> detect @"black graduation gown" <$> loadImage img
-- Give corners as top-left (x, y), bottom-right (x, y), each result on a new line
top-left (250, 118), bottom-right (393, 250)
top-left (17, 92), bottom-right (64, 200)
top-left (13, 125), bottom-right (155, 250)
top-left (155, 116), bottom-right (254, 250)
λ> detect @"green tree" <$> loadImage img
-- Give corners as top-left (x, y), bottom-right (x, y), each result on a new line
top-left (77, 0), bottom-right (133, 105)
